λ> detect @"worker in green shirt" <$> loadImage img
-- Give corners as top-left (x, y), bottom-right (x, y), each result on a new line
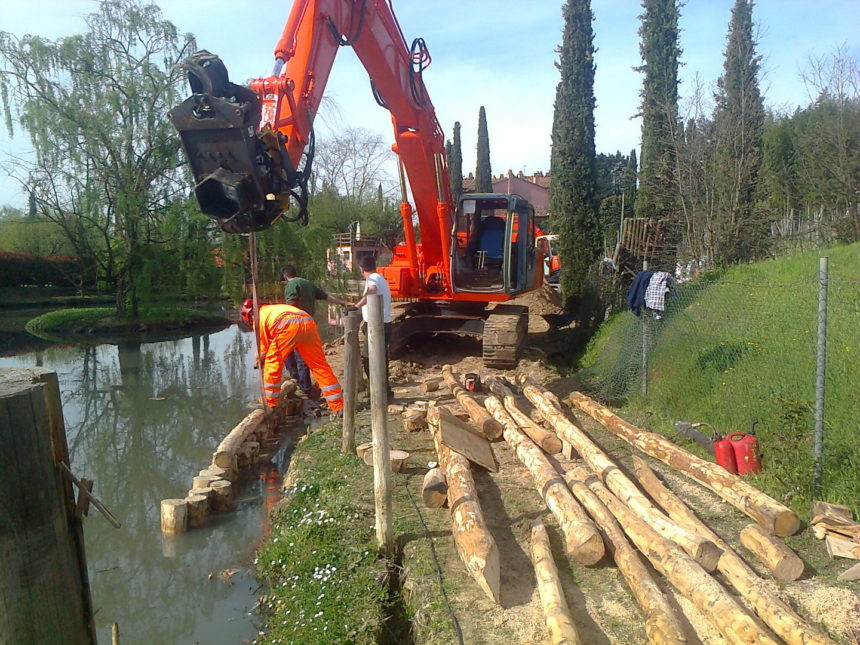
top-left (282, 264), bottom-right (347, 398)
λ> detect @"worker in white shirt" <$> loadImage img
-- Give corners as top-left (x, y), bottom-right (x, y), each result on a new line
top-left (352, 255), bottom-right (394, 400)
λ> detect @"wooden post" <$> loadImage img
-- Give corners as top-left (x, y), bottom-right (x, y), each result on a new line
top-left (441, 365), bottom-right (503, 440)
top-left (487, 378), bottom-right (562, 453)
top-left (0, 368), bottom-right (96, 645)
top-left (531, 520), bottom-right (583, 645)
top-left (422, 467), bottom-right (448, 508)
top-left (485, 395), bottom-right (604, 565)
top-left (568, 391), bottom-right (800, 536)
top-left (522, 379), bottom-right (721, 570)
top-left (739, 524), bottom-right (805, 581)
top-left (161, 499), bottom-right (188, 533)
top-left (632, 457), bottom-right (834, 645)
top-left (368, 293), bottom-right (394, 554)
top-left (342, 309), bottom-right (360, 453)
top-left (212, 409), bottom-right (266, 469)
top-left (566, 465), bottom-right (778, 645)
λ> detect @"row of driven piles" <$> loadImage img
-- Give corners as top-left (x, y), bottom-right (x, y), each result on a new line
top-left (408, 366), bottom-right (838, 645)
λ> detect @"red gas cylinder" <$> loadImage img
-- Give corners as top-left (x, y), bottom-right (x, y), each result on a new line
top-left (713, 436), bottom-right (739, 474)
top-left (727, 432), bottom-right (762, 475)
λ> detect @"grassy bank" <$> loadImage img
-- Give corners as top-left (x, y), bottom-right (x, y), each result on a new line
top-left (25, 306), bottom-right (228, 339)
top-left (255, 416), bottom-right (460, 645)
top-left (578, 243), bottom-right (859, 515)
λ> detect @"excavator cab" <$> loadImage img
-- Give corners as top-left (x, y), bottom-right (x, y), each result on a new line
top-left (451, 194), bottom-right (539, 295)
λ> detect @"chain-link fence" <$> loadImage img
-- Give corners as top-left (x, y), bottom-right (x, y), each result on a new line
top-left (578, 246), bottom-right (859, 507)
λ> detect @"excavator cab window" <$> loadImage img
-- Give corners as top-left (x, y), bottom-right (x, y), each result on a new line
top-left (452, 194), bottom-right (534, 294)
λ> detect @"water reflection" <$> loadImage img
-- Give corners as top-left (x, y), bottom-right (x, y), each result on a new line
top-left (0, 325), bottom-right (270, 645)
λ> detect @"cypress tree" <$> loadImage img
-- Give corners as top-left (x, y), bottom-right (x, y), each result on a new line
top-left (623, 149), bottom-right (638, 219)
top-left (635, 0), bottom-right (681, 230)
top-left (448, 121), bottom-right (463, 202)
top-left (549, 0), bottom-right (600, 315)
top-left (475, 107), bottom-right (493, 192)
top-left (712, 0), bottom-right (766, 264)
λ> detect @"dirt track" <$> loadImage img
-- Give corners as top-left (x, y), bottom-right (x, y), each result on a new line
top-left (321, 286), bottom-right (859, 645)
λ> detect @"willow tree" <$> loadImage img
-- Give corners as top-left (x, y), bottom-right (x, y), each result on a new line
top-left (0, 0), bottom-right (195, 315)
top-left (549, 0), bottom-right (600, 316)
top-left (475, 107), bottom-right (493, 192)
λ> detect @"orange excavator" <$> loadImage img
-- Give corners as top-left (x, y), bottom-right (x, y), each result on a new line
top-left (169, 0), bottom-right (543, 368)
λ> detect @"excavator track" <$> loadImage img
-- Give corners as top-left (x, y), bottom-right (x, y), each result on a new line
top-left (482, 305), bottom-right (528, 369)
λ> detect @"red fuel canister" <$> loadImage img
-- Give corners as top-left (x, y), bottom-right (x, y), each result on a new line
top-left (727, 432), bottom-right (762, 475)
top-left (713, 435), bottom-right (739, 474)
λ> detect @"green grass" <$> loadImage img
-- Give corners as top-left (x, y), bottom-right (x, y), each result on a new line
top-left (25, 306), bottom-right (228, 338)
top-left (579, 243), bottom-right (859, 516)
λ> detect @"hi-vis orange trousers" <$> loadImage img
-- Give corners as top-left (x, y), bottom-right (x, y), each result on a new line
top-left (258, 304), bottom-right (343, 412)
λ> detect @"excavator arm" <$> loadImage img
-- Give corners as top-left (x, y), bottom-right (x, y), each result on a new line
top-left (169, 0), bottom-right (452, 296)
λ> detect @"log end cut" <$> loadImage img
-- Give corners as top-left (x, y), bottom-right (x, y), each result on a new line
top-left (566, 523), bottom-right (606, 566)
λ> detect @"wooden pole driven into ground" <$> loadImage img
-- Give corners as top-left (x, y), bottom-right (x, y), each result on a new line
top-left (487, 378), bottom-right (562, 453)
top-left (632, 457), bottom-right (834, 645)
top-left (342, 309), bottom-right (361, 453)
top-left (441, 365), bottom-right (503, 440)
top-left (1, 368), bottom-right (96, 645)
top-left (428, 406), bottom-right (500, 603)
top-left (530, 520), bottom-right (583, 645)
top-left (521, 378), bottom-right (721, 570)
top-left (367, 294), bottom-right (394, 554)
top-left (563, 466), bottom-right (686, 645)
top-left (568, 391), bottom-right (800, 536)
top-left (484, 395), bottom-right (604, 565)
top-left (565, 465), bottom-right (779, 645)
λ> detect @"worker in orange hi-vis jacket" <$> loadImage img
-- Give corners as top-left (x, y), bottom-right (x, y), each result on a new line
top-left (240, 299), bottom-right (343, 414)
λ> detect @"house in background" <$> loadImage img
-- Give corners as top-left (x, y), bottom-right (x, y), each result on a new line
top-left (462, 169), bottom-right (551, 230)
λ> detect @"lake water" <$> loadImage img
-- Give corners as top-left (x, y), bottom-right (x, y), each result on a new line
top-left (1, 325), bottom-right (283, 644)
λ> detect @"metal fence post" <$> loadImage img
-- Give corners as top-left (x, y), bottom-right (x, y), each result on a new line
top-left (812, 256), bottom-right (828, 497)
top-left (641, 260), bottom-right (649, 399)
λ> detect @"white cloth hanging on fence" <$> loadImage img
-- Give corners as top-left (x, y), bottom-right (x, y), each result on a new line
top-left (645, 271), bottom-right (674, 318)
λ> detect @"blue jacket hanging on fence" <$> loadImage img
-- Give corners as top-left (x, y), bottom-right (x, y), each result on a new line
top-left (627, 270), bottom-right (653, 316)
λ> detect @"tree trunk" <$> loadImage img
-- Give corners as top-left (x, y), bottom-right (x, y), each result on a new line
top-left (441, 365), bottom-right (503, 440)
top-left (568, 391), bottom-right (800, 536)
top-left (531, 520), bottom-right (583, 645)
top-left (566, 465), bottom-right (778, 645)
top-left (485, 395), bottom-right (603, 565)
top-left (487, 378), bottom-right (562, 453)
top-left (521, 379), bottom-right (721, 570)
top-left (428, 406), bottom-right (500, 603)
top-left (739, 524), bottom-right (804, 582)
top-left (212, 409), bottom-right (266, 469)
top-left (563, 466), bottom-right (686, 645)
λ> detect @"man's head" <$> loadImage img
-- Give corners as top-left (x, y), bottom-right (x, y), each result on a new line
top-left (240, 298), bottom-right (255, 328)
top-left (282, 264), bottom-right (298, 281)
top-left (358, 255), bottom-right (376, 276)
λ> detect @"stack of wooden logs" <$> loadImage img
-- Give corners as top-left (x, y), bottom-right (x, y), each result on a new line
top-left (421, 365), bottom-right (836, 645)
top-left (160, 380), bottom-right (300, 534)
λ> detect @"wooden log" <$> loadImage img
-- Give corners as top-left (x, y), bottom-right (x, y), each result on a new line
top-left (238, 440), bottom-right (260, 467)
top-left (161, 499), bottom-right (187, 533)
top-left (358, 445), bottom-right (409, 471)
top-left (563, 464), bottom-right (686, 645)
top-left (185, 494), bottom-right (209, 529)
top-left (1, 368), bottom-right (95, 645)
top-left (825, 534), bottom-right (860, 559)
top-left (568, 391), bottom-right (800, 537)
top-left (368, 294), bottom-right (394, 554)
top-left (209, 480), bottom-right (233, 512)
top-left (342, 309), bottom-right (360, 453)
top-left (422, 467), bottom-right (448, 508)
top-left (356, 442), bottom-right (374, 464)
top-left (436, 406), bottom-right (498, 472)
top-left (522, 380), bottom-right (721, 570)
top-left (485, 396), bottom-right (603, 565)
top-left (428, 406), bottom-right (500, 603)
top-left (422, 377), bottom-right (442, 393)
top-left (530, 520), bottom-right (583, 645)
top-left (739, 524), bottom-right (805, 581)
top-left (441, 365), bottom-right (503, 440)
top-left (838, 561), bottom-right (860, 581)
top-left (403, 409), bottom-right (428, 432)
top-left (199, 466), bottom-right (229, 480)
top-left (812, 521), bottom-right (860, 540)
top-left (811, 500), bottom-right (853, 523)
top-left (212, 409), bottom-right (266, 469)
top-left (632, 457), bottom-right (835, 645)
top-left (566, 465), bottom-right (779, 645)
top-left (192, 474), bottom-right (221, 489)
top-left (487, 378), bottom-right (562, 453)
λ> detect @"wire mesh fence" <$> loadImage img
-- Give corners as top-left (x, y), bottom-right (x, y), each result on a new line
top-left (578, 247), bottom-right (859, 507)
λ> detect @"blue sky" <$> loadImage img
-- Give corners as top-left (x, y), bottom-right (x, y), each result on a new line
top-left (1, 0), bottom-right (857, 207)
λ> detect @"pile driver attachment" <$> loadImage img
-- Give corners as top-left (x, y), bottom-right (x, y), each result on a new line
top-left (168, 51), bottom-right (306, 233)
